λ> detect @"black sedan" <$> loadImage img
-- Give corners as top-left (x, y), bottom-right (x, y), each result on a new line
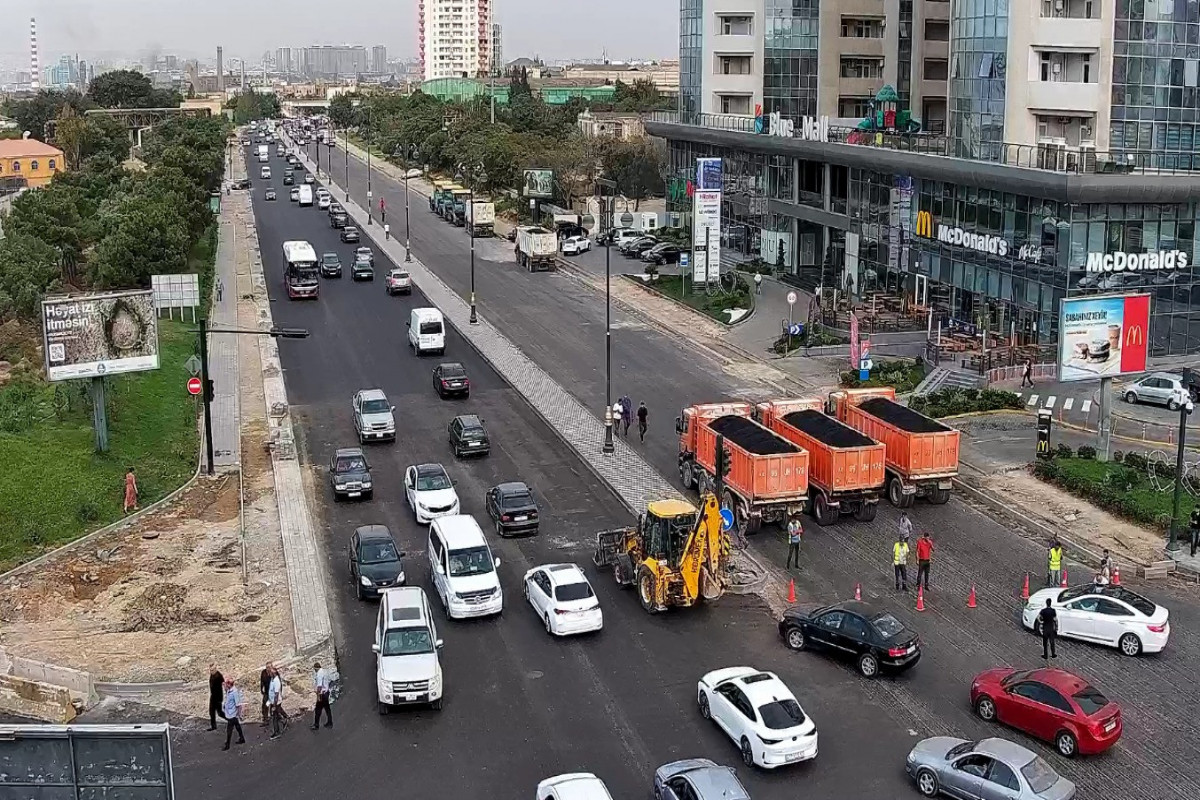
top-left (351, 256), bottom-right (374, 281)
top-left (340, 226), bottom-right (360, 243)
top-left (448, 414), bottom-right (490, 458)
top-left (348, 524), bottom-right (406, 600)
top-left (433, 362), bottom-right (470, 398)
top-left (283, 174), bottom-right (294, 185)
top-left (485, 481), bottom-right (540, 537)
top-left (320, 252), bottom-right (342, 278)
top-left (778, 600), bottom-right (920, 678)
top-left (642, 243), bottom-right (682, 265)
top-left (622, 237), bottom-right (660, 258)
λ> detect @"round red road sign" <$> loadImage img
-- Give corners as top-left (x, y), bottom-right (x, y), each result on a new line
top-left (187, 376), bottom-right (202, 396)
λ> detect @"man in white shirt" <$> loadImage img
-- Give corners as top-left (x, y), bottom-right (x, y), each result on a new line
top-left (268, 667), bottom-right (285, 740)
top-left (311, 662), bottom-right (333, 730)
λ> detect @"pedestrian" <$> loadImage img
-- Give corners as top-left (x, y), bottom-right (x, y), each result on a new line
top-left (898, 511), bottom-right (913, 541)
top-left (1096, 549), bottom-right (1112, 585)
top-left (221, 678), bottom-right (246, 751)
top-left (1021, 358), bottom-right (1034, 388)
top-left (311, 662), bottom-right (333, 730)
top-left (123, 467), bottom-right (139, 514)
top-left (208, 664), bottom-right (226, 731)
top-left (1038, 598), bottom-right (1058, 659)
top-left (785, 516), bottom-right (803, 569)
top-left (754, 273), bottom-right (763, 294)
top-left (915, 531), bottom-right (933, 591)
top-left (893, 532), bottom-right (910, 591)
top-left (1047, 538), bottom-right (1064, 587)
top-left (267, 666), bottom-right (284, 740)
top-left (621, 395), bottom-right (632, 437)
top-left (258, 662), bottom-right (272, 725)
top-left (216, 277), bottom-right (224, 302)
top-left (637, 401), bottom-right (648, 442)
top-left (611, 400), bottom-right (624, 437)
top-left (1192, 517), bottom-right (1199, 558)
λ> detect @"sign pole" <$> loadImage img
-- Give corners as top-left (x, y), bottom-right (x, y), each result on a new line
top-left (90, 376), bottom-right (109, 453)
top-left (200, 318), bottom-right (215, 475)
top-left (1098, 375), bottom-right (1113, 461)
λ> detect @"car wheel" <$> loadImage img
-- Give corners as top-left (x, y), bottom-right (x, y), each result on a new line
top-left (784, 626), bottom-right (806, 651)
top-left (1124, 391), bottom-right (1138, 404)
top-left (740, 737), bottom-right (755, 768)
top-left (544, 614), bottom-right (553, 635)
top-left (1055, 730), bottom-right (1078, 758)
top-left (430, 697), bottom-right (443, 711)
top-left (1169, 398), bottom-right (1181, 411)
top-left (974, 695), bottom-right (996, 721)
top-left (858, 652), bottom-right (879, 678)
top-left (698, 691), bottom-right (711, 719)
top-left (378, 702), bottom-right (390, 715)
top-left (915, 768), bottom-right (939, 798)
top-left (1119, 632), bottom-right (1143, 656)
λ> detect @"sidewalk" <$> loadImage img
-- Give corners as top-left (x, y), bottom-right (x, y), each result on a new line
top-left (206, 161), bottom-right (243, 472)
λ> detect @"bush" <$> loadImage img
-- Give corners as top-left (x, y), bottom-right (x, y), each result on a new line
top-left (1113, 450), bottom-right (1125, 463)
top-left (1076, 445), bottom-right (1097, 460)
top-left (771, 322), bottom-right (844, 354)
top-left (909, 387), bottom-right (1022, 418)
top-left (76, 499), bottom-right (100, 523)
top-left (1033, 454), bottom-right (1196, 531)
top-left (840, 359), bottom-right (926, 393)
top-left (1124, 452), bottom-right (1148, 471)
top-left (1055, 443), bottom-right (1074, 459)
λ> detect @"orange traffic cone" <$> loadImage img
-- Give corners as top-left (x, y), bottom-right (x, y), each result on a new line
top-left (967, 584), bottom-right (977, 608)
top-left (1112, 566), bottom-right (1121, 585)
top-left (916, 586), bottom-right (926, 612)
top-left (1060, 567), bottom-right (1069, 587)
top-left (787, 579), bottom-right (796, 604)
top-left (854, 582), bottom-right (862, 601)
top-left (1021, 573), bottom-right (1030, 600)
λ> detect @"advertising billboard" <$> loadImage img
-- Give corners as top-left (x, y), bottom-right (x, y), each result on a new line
top-left (522, 169), bottom-right (553, 198)
top-left (693, 158), bottom-right (722, 282)
top-left (1058, 293), bottom-right (1150, 382)
top-left (42, 290), bottom-right (160, 382)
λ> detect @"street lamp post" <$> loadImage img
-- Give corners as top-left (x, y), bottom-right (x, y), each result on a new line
top-left (366, 106), bottom-right (373, 225)
top-left (458, 166), bottom-right (481, 324)
top-left (1168, 399), bottom-right (1194, 551)
top-left (396, 145), bottom-right (415, 262)
top-left (597, 177), bottom-right (617, 455)
top-left (344, 127), bottom-right (349, 202)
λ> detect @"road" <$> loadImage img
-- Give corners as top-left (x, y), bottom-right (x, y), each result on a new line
top-left (168, 143), bottom-right (922, 800)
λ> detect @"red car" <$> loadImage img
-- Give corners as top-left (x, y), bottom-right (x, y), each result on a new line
top-left (971, 667), bottom-right (1121, 758)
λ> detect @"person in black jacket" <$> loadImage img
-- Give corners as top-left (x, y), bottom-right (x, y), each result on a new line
top-left (1038, 599), bottom-right (1058, 659)
top-left (259, 662), bottom-right (273, 725)
top-left (207, 664), bottom-right (225, 730)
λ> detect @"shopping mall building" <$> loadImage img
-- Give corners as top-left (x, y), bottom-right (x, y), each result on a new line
top-left (651, 0), bottom-right (1200, 356)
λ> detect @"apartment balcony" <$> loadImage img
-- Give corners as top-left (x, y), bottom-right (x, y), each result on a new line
top-left (838, 76), bottom-right (886, 97)
top-left (840, 38), bottom-right (885, 58)
top-left (1032, 18), bottom-right (1104, 48)
top-left (711, 33), bottom-right (757, 55)
top-left (1028, 80), bottom-right (1101, 114)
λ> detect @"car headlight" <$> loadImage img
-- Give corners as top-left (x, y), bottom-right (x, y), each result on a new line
top-left (335, 483), bottom-right (347, 490)
top-left (396, 570), bottom-right (405, 583)
top-left (361, 480), bottom-right (372, 488)
top-left (430, 670), bottom-right (442, 692)
top-left (360, 575), bottom-right (372, 587)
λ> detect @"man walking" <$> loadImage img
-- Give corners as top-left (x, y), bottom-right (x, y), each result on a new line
top-left (1021, 359), bottom-right (1034, 388)
top-left (754, 272), bottom-right (763, 294)
top-left (221, 678), bottom-right (246, 751)
top-left (637, 401), bottom-right (648, 442)
top-left (915, 531), bottom-right (933, 591)
top-left (898, 511), bottom-right (913, 541)
top-left (1047, 538), bottom-right (1064, 587)
top-left (1038, 598), bottom-right (1058, 659)
top-left (611, 400), bottom-right (624, 437)
top-left (259, 662), bottom-right (273, 725)
top-left (267, 666), bottom-right (284, 740)
top-left (621, 396), bottom-right (633, 438)
top-left (785, 516), bottom-right (803, 570)
top-left (893, 533), bottom-right (910, 591)
top-left (208, 664), bottom-right (226, 731)
top-left (311, 662), bottom-right (333, 730)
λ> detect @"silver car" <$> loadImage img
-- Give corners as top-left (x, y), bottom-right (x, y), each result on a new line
top-left (906, 737), bottom-right (1075, 800)
top-left (653, 759), bottom-right (750, 800)
top-left (1123, 372), bottom-right (1189, 410)
top-left (352, 389), bottom-right (396, 443)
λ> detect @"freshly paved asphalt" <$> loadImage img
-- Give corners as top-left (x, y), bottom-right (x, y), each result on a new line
top-left (167, 144), bottom-right (922, 800)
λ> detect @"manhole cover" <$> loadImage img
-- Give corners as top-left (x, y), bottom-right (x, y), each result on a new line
top-left (527, 670), bottom-right (544, 680)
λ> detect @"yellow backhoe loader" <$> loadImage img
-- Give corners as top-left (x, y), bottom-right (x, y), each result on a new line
top-left (593, 493), bottom-right (731, 613)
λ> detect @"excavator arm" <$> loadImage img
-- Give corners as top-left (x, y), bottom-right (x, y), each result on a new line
top-left (678, 493), bottom-right (728, 602)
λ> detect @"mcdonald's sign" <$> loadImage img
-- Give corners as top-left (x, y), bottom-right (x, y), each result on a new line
top-left (915, 210), bottom-right (933, 238)
top-left (1125, 323), bottom-right (1144, 348)
top-left (1058, 293), bottom-right (1151, 382)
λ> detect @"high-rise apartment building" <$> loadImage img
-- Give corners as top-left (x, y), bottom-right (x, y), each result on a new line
top-left (371, 45), bottom-right (388, 74)
top-left (302, 45), bottom-right (369, 78)
top-left (276, 48), bottom-right (296, 73)
top-left (491, 23), bottom-right (503, 76)
top-left (419, 0), bottom-right (492, 81)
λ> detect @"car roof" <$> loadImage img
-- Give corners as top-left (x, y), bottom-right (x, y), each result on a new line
top-left (335, 447), bottom-right (364, 457)
top-left (975, 737), bottom-right (1037, 767)
top-left (497, 481), bottom-right (530, 495)
top-left (381, 587), bottom-right (428, 625)
top-left (1022, 667), bottom-right (1093, 695)
top-left (543, 563), bottom-right (588, 585)
top-left (438, 362), bottom-right (466, 371)
top-left (358, 388), bottom-right (387, 401)
top-left (432, 515), bottom-right (486, 548)
top-left (536, 773), bottom-right (612, 800)
top-left (725, 670), bottom-right (789, 704)
top-left (354, 524), bottom-right (394, 542)
top-left (671, 762), bottom-right (747, 799)
top-left (415, 462), bottom-right (448, 478)
top-left (455, 414), bottom-right (483, 428)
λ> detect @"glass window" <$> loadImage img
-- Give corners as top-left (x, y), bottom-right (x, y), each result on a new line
top-left (11, 161), bottom-right (20, 172)
top-left (30, 160), bottom-right (38, 171)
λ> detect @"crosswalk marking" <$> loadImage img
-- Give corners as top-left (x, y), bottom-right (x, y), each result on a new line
top-left (1045, 395), bottom-right (1057, 409)
top-left (1027, 394), bottom-right (1040, 407)
top-left (1081, 399), bottom-right (1093, 414)
top-left (1062, 398), bottom-right (1074, 411)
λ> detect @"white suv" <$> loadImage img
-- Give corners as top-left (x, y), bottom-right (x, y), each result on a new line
top-left (428, 515), bottom-right (503, 619)
top-left (373, 587), bottom-right (443, 712)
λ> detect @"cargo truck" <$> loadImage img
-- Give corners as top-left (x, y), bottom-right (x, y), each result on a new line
top-left (257, 144), bottom-right (269, 163)
top-left (448, 189), bottom-right (472, 225)
top-left (677, 402), bottom-right (809, 533)
top-left (830, 387), bottom-right (959, 508)
top-left (465, 200), bottom-right (495, 237)
top-left (515, 226), bottom-right (558, 272)
top-left (430, 182), bottom-right (459, 215)
top-left (756, 398), bottom-right (885, 526)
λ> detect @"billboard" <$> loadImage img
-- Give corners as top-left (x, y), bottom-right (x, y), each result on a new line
top-left (1058, 293), bottom-right (1150, 382)
top-left (693, 158), bottom-right (722, 282)
top-left (523, 169), bottom-right (553, 198)
top-left (42, 290), bottom-right (160, 382)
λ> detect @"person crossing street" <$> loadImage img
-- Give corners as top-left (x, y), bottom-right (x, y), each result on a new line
top-left (893, 533), bottom-right (910, 591)
top-left (785, 516), bottom-right (803, 569)
top-left (311, 662), bottom-right (333, 730)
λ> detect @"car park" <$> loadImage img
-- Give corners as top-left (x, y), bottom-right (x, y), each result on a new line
top-left (778, 600), bottom-right (920, 677)
top-left (522, 564), bottom-right (602, 636)
top-left (652, 759), bottom-right (750, 800)
top-left (352, 256), bottom-right (374, 281)
top-left (283, 174), bottom-right (294, 185)
top-left (320, 252), bottom-right (342, 278)
top-left (264, 189), bottom-right (277, 201)
top-left (485, 481), bottom-right (539, 536)
top-left (340, 226), bottom-right (360, 243)
top-left (427, 515), bottom-right (503, 619)
top-left (1121, 371), bottom-right (1189, 410)
top-left (971, 667), bottom-right (1121, 757)
top-left (433, 362), bottom-right (470, 398)
top-left (1022, 583), bottom-right (1169, 655)
top-left (448, 414), bottom-right (489, 458)
top-left (697, 666), bottom-right (818, 768)
top-left (290, 187), bottom-right (300, 202)
top-left (373, 587), bottom-right (443, 712)
top-left (905, 736), bottom-right (1075, 800)
top-left (352, 389), bottom-right (396, 443)
top-left (404, 463), bottom-right (460, 524)
top-left (329, 447), bottom-right (373, 500)
top-left (348, 525), bottom-right (405, 599)
top-left (535, 774), bottom-right (615, 800)
top-left (561, 235), bottom-right (591, 256)
top-left (386, 269), bottom-right (412, 295)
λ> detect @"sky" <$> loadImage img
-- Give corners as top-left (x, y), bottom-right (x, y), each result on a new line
top-left (2, 0), bottom-right (679, 65)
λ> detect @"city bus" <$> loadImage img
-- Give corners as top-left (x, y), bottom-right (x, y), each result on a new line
top-left (283, 240), bottom-right (320, 299)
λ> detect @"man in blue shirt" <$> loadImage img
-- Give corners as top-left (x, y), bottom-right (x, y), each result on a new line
top-left (221, 679), bottom-right (246, 751)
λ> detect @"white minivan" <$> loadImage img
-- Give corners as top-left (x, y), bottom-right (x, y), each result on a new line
top-left (408, 307), bottom-right (445, 356)
top-left (373, 587), bottom-right (443, 712)
top-left (427, 515), bottom-right (503, 619)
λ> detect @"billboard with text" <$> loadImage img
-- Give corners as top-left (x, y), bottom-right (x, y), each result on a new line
top-left (42, 290), bottom-right (160, 382)
top-left (522, 169), bottom-right (553, 198)
top-left (1058, 293), bottom-right (1150, 382)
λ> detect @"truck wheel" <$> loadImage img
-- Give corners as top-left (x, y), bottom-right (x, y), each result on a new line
top-left (812, 493), bottom-right (837, 526)
top-left (679, 461), bottom-right (696, 490)
top-left (743, 514), bottom-right (761, 535)
top-left (888, 476), bottom-right (914, 508)
top-left (854, 502), bottom-right (878, 522)
top-left (928, 487), bottom-right (951, 505)
top-left (638, 566), bottom-right (662, 614)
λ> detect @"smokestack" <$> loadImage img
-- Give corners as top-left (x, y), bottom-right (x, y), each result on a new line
top-left (216, 46), bottom-right (224, 91)
top-left (30, 18), bottom-right (40, 90)
top-left (240, 60), bottom-right (246, 91)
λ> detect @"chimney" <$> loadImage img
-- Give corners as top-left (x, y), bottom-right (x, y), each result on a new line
top-left (30, 18), bottom-right (40, 90)
top-left (216, 46), bottom-right (224, 91)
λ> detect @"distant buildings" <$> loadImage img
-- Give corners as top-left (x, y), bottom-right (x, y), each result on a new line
top-left (301, 45), bottom-right (368, 78)
top-left (420, 0), bottom-right (493, 81)
top-left (371, 45), bottom-right (388, 75)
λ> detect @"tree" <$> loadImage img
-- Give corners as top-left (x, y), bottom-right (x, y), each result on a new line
top-left (2, 89), bottom-right (90, 139)
top-left (0, 234), bottom-right (61, 319)
top-left (612, 78), bottom-right (671, 112)
top-left (600, 137), bottom-right (666, 210)
top-left (231, 91), bottom-right (279, 124)
top-left (328, 93), bottom-right (359, 127)
top-left (87, 70), bottom-right (158, 108)
top-left (91, 198), bottom-right (190, 288)
top-left (509, 66), bottom-right (532, 100)
top-left (53, 107), bottom-right (129, 169)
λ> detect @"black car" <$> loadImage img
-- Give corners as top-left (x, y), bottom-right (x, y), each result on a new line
top-left (778, 600), bottom-right (920, 678)
top-left (348, 524), bottom-right (406, 599)
top-left (329, 447), bottom-right (373, 500)
top-left (433, 362), bottom-right (470, 398)
top-left (340, 226), bottom-right (360, 243)
top-left (642, 243), bottom-right (682, 265)
top-left (231, 178), bottom-right (251, 190)
top-left (329, 202), bottom-right (345, 216)
top-left (320, 252), bottom-right (342, 278)
top-left (330, 212), bottom-right (349, 229)
top-left (485, 481), bottom-right (540, 537)
top-left (622, 237), bottom-right (659, 258)
top-left (448, 414), bottom-right (490, 458)
top-left (351, 256), bottom-right (374, 281)
top-left (283, 174), bottom-right (294, 185)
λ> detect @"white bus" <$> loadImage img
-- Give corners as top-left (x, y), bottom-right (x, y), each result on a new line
top-left (282, 240), bottom-right (320, 300)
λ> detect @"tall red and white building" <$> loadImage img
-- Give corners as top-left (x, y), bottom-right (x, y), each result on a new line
top-left (418, 0), bottom-right (492, 81)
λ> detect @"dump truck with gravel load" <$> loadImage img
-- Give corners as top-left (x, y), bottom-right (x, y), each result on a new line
top-left (676, 402), bottom-right (809, 533)
top-left (756, 398), bottom-right (885, 526)
top-left (830, 387), bottom-right (959, 508)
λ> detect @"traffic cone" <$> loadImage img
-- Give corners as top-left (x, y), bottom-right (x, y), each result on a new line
top-left (787, 579), bottom-right (796, 604)
top-left (1021, 573), bottom-right (1030, 600)
top-left (916, 586), bottom-right (926, 612)
top-left (854, 582), bottom-right (862, 601)
top-left (1112, 566), bottom-right (1121, 585)
top-left (1060, 567), bottom-right (1069, 588)
top-left (967, 584), bottom-right (977, 608)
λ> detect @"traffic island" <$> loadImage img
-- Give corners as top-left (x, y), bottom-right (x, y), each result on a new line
top-left (621, 273), bottom-right (753, 326)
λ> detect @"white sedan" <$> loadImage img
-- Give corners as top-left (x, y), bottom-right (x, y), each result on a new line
top-left (403, 463), bottom-right (461, 525)
top-left (523, 564), bottom-right (603, 636)
top-left (1023, 583), bottom-right (1169, 656)
top-left (697, 666), bottom-right (818, 768)
top-left (561, 235), bottom-right (591, 256)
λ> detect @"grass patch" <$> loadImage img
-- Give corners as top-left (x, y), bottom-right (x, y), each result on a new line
top-left (1033, 449), bottom-right (1193, 531)
top-left (840, 359), bottom-right (926, 392)
top-left (635, 274), bottom-right (751, 323)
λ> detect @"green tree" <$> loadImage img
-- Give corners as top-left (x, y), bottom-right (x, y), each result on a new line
top-left (91, 197), bottom-right (190, 288)
top-left (53, 107), bottom-right (129, 169)
top-left (0, 234), bottom-right (61, 319)
top-left (3, 183), bottom-right (87, 282)
top-left (328, 93), bottom-right (359, 127)
top-left (612, 78), bottom-right (671, 112)
top-left (2, 89), bottom-right (90, 139)
top-left (87, 70), bottom-right (158, 108)
top-left (509, 66), bottom-right (533, 100)
top-left (600, 136), bottom-right (666, 210)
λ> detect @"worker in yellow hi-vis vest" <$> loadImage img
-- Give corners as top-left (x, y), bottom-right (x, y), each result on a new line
top-left (893, 533), bottom-right (910, 592)
top-left (1047, 539), bottom-right (1064, 587)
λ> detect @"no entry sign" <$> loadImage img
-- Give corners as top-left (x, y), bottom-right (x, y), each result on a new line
top-left (187, 376), bottom-right (202, 395)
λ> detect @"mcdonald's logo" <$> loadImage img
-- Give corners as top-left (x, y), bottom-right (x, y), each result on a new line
top-left (1125, 324), bottom-right (1144, 347)
top-left (916, 210), bottom-right (933, 238)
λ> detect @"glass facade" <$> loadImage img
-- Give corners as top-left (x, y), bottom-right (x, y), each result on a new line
top-left (679, 0), bottom-right (704, 119)
top-left (1111, 0), bottom-right (1200, 165)
top-left (948, 0), bottom-right (1009, 160)
top-left (763, 0), bottom-right (821, 120)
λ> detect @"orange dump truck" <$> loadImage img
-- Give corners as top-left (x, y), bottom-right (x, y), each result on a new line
top-left (676, 402), bottom-right (809, 533)
top-left (756, 398), bottom-right (885, 526)
top-left (831, 387), bottom-right (960, 508)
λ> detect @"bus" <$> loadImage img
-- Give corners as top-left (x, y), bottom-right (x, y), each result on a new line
top-left (283, 240), bottom-right (320, 299)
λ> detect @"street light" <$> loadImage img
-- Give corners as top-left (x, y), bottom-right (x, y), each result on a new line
top-left (366, 105), bottom-right (373, 225)
top-left (395, 144), bottom-right (416, 263)
top-left (597, 177), bottom-right (617, 455)
top-left (344, 124), bottom-right (350, 202)
top-left (457, 165), bottom-right (483, 324)
top-left (1168, 397), bottom-right (1194, 551)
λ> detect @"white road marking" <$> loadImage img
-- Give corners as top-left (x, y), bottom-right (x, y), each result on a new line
top-left (1045, 395), bottom-right (1057, 409)
top-left (1027, 394), bottom-right (1040, 407)
top-left (1062, 398), bottom-right (1075, 411)
top-left (1081, 399), bottom-right (1093, 414)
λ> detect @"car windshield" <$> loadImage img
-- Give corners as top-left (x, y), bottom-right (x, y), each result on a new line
top-left (381, 627), bottom-right (433, 656)
top-left (361, 399), bottom-right (390, 414)
top-left (554, 581), bottom-right (593, 602)
top-left (359, 541), bottom-right (399, 564)
top-left (1021, 756), bottom-right (1060, 794)
top-left (947, 741), bottom-right (977, 759)
top-left (871, 613), bottom-right (905, 638)
top-left (335, 456), bottom-right (366, 472)
top-left (758, 698), bottom-right (807, 730)
top-left (391, 272), bottom-right (408, 280)
top-left (462, 425), bottom-right (485, 437)
top-left (416, 471), bottom-right (452, 491)
top-left (322, 254), bottom-right (339, 264)
top-left (1001, 669), bottom-right (1034, 687)
top-left (345, 227), bottom-right (358, 234)
top-left (448, 545), bottom-right (495, 577)
top-left (1072, 686), bottom-right (1110, 715)
top-left (503, 491), bottom-right (534, 509)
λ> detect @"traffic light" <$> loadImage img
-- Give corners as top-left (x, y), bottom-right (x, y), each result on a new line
top-left (205, 379), bottom-right (215, 403)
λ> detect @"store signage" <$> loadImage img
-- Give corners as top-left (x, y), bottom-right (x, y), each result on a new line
top-left (756, 107), bottom-right (830, 143)
top-left (1058, 293), bottom-right (1151, 382)
top-left (915, 210), bottom-right (1009, 256)
top-left (1085, 249), bottom-right (1189, 272)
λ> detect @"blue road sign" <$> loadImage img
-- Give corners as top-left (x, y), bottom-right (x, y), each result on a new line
top-left (788, 323), bottom-right (804, 336)
top-left (719, 507), bottom-right (735, 532)
top-left (680, 252), bottom-right (690, 269)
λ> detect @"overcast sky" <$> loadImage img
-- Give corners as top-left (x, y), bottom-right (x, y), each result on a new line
top-left (3, 0), bottom-right (678, 64)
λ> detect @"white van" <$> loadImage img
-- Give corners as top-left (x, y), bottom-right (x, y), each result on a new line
top-left (408, 308), bottom-right (445, 356)
top-left (427, 515), bottom-right (503, 619)
top-left (297, 184), bottom-right (313, 206)
top-left (373, 587), bottom-right (443, 712)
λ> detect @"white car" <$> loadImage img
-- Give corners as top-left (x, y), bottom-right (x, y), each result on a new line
top-left (697, 666), bottom-right (818, 769)
top-left (404, 463), bottom-right (461, 524)
top-left (1023, 584), bottom-right (1169, 656)
top-left (260, 166), bottom-right (271, 179)
top-left (561, 235), bottom-right (591, 256)
top-left (523, 564), bottom-right (603, 636)
top-left (317, 195), bottom-right (331, 210)
top-left (535, 773), bottom-right (614, 800)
